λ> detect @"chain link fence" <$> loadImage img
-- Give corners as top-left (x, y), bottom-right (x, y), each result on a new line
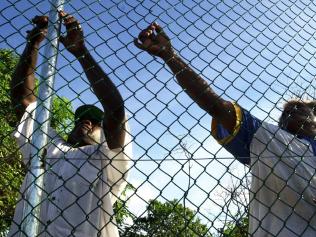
top-left (1, 0), bottom-right (316, 236)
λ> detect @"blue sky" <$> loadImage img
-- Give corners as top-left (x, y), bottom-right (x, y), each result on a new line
top-left (2, 0), bottom-right (316, 232)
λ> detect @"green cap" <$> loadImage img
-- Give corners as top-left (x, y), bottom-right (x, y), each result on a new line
top-left (74, 105), bottom-right (104, 124)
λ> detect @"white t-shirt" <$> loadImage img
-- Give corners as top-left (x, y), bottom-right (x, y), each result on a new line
top-left (8, 102), bottom-right (132, 237)
top-left (212, 103), bottom-right (316, 237)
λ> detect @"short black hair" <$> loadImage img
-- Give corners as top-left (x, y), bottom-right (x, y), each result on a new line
top-left (279, 99), bottom-right (316, 129)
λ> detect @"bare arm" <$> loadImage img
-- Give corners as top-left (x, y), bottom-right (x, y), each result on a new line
top-left (59, 11), bottom-right (125, 149)
top-left (10, 16), bottom-right (48, 119)
top-left (134, 23), bottom-right (236, 133)
top-left (76, 49), bottom-right (125, 149)
top-left (163, 53), bottom-right (236, 132)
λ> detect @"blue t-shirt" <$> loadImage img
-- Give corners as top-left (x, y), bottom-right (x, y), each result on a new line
top-left (211, 103), bottom-right (316, 236)
top-left (211, 103), bottom-right (316, 164)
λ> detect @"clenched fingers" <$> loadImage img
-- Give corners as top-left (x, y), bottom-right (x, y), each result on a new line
top-left (32, 15), bottom-right (48, 28)
top-left (153, 22), bottom-right (170, 41)
top-left (59, 10), bottom-right (82, 32)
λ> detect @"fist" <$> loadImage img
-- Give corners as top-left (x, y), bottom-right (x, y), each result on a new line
top-left (26, 15), bottom-right (48, 45)
top-left (134, 22), bottom-right (174, 60)
top-left (59, 11), bottom-right (86, 56)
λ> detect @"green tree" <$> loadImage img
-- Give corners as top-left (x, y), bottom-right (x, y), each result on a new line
top-left (221, 217), bottom-right (248, 237)
top-left (122, 199), bottom-right (212, 237)
top-left (214, 186), bottom-right (249, 237)
top-left (0, 49), bottom-right (74, 234)
top-left (114, 183), bottom-right (136, 228)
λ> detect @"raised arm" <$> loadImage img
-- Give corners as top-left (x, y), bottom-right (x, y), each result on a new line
top-left (59, 11), bottom-right (125, 149)
top-left (134, 23), bottom-right (236, 133)
top-left (10, 16), bottom-right (48, 119)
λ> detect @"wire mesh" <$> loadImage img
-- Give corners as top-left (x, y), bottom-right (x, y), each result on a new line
top-left (1, 0), bottom-right (316, 236)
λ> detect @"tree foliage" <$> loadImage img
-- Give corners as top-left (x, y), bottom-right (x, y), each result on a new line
top-left (114, 183), bottom-right (136, 227)
top-left (121, 199), bottom-right (212, 237)
top-left (221, 217), bottom-right (248, 237)
top-left (0, 48), bottom-right (74, 234)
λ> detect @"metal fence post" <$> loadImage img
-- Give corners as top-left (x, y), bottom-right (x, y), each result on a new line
top-left (20, 0), bottom-right (64, 236)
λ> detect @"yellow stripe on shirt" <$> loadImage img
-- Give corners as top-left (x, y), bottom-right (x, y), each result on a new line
top-left (211, 102), bottom-right (242, 145)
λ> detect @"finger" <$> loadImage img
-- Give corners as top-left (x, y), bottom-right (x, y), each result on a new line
top-left (134, 38), bottom-right (147, 50)
top-left (154, 23), bottom-right (170, 40)
top-left (154, 23), bottom-right (168, 38)
top-left (63, 14), bottom-right (75, 24)
top-left (149, 23), bottom-right (156, 31)
top-left (144, 24), bottom-right (155, 36)
top-left (59, 11), bottom-right (75, 25)
top-left (32, 16), bottom-right (48, 24)
top-left (62, 14), bottom-right (76, 25)
top-left (42, 28), bottom-right (48, 35)
top-left (153, 22), bottom-right (160, 29)
top-left (63, 15), bottom-right (81, 31)
top-left (59, 35), bottom-right (65, 44)
top-left (139, 30), bottom-right (152, 42)
top-left (144, 24), bottom-right (153, 31)
top-left (32, 16), bottom-right (48, 28)
top-left (66, 21), bottom-right (82, 32)
top-left (140, 29), bottom-right (153, 39)
top-left (58, 10), bottom-right (67, 18)
top-left (59, 11), bottom-right (75, 24)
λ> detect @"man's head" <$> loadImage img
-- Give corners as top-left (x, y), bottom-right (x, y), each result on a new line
top-left (279, 99), bottom-right (316, 137)
top-left (68, 105), bottom-right (104, 147)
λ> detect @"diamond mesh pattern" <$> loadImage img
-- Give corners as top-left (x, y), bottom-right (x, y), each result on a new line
top-left (1, 0), bottom-right (316, 236)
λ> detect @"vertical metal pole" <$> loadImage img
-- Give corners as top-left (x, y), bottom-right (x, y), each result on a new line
top-left (21, 0), bottom-right (64, 236)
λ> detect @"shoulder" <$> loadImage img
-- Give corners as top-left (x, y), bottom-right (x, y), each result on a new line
top-left (252, 121), bottom-right (312, 157)
top-left (255, 122), bottom-right (307, 145)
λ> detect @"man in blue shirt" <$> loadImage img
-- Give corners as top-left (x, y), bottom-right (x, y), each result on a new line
top-left (135, 23), bottom-right (316, 236)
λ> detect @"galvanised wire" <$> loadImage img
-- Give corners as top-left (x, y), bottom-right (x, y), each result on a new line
top-left (1, 0), bottom-right (316, 236)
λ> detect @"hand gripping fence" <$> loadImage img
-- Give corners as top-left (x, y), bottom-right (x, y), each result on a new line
top-left (1, 0), bottom-right (316, 237)
top-left (20, 1), bottom-right (64, 236)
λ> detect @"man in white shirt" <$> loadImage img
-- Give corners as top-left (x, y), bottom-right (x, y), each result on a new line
top-left (135, 23), bottom-right (316, 236)
top-left (9, 11), bottom-right (132, 237)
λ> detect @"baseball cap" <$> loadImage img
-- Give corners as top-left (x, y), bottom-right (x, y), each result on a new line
top-left (74, 105), bottom-right (104, 124)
